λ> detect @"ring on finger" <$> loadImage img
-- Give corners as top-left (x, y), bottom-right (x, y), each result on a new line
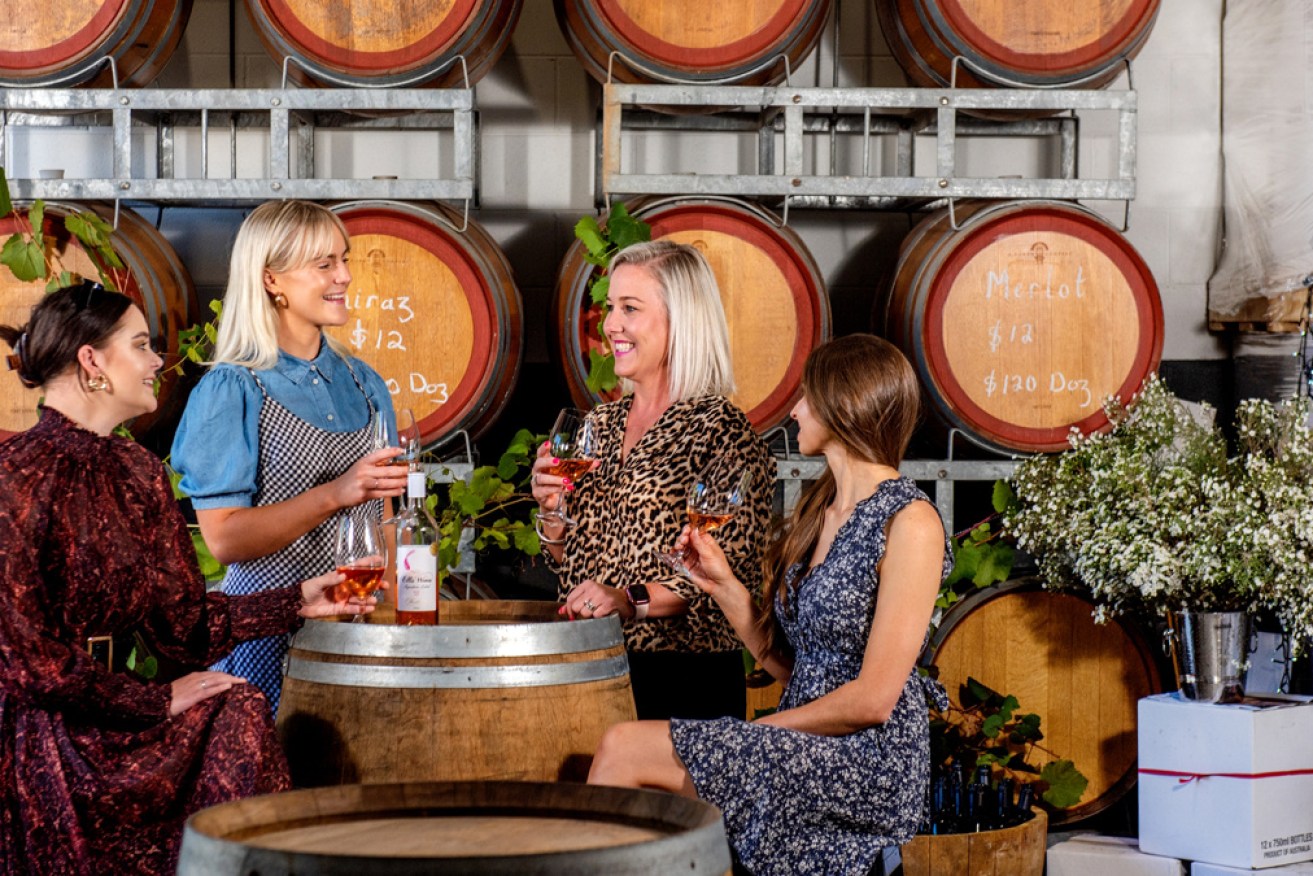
top-left (200, 681), bottom-right (208, 689)
top-left (583, 599), bottom-right (597, 611)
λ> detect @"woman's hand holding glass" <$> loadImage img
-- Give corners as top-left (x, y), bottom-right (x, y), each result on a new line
top-left (656, 455), bottom-right (751, 576)
top-left (297, 568), bottom-right (382, 619)
top-left (532, 408), bottom-right (599, 528)
top-left (333, 517), bottom-right (387, 622)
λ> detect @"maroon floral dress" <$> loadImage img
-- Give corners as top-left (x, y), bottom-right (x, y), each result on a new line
top-left (0, 408), bottom-right (305, 875)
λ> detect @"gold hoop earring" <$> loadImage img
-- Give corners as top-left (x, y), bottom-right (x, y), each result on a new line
top-left (272, 293), bottom-right (289, 309)
top-left (87, 372), bottom-right (111, 393)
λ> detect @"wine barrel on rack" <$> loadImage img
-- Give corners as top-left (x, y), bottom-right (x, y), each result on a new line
top-left (553, 197), bottom-right (830, 433)
top-left (177, 781), bottom-right (732, 875)
top-left (324, 200), bottom-right (522, 449)
top-left (242, 0), bottom-right (521, 88)
top-left (0, 203), bottom-right (197, 441)
top-left (276, 601), bottom-right (636, 787)
top-left (0, 0), bottom-right (190, 88)
top-left (875, 0), bottom-right (1161, 90)
top-left (879, 199), bottom-right (1163, 455)
top-left (926, 579), bottom-right (1165, 826)
top-left (556, 0), bottom-right (832, 86)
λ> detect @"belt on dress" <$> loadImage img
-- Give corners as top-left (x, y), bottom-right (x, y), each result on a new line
top-left (85, 634), bottom-right (135, 672)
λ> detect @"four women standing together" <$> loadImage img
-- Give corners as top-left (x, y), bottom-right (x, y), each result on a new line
top-left (0, 206), bottom-right (948, 874)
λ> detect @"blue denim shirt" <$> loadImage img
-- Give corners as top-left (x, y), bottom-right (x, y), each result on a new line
top-left (170, 338), bottom-right (395, 510)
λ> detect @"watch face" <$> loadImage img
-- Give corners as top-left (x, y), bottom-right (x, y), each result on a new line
top-left (627, 584), bottom-right (650, 604)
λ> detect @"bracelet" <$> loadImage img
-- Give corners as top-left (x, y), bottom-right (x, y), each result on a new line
top-left (534, 516), bottom-right (570, 545)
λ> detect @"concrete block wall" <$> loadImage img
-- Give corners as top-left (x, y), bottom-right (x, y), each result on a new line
top-left (7, 0), bottom-right (1231, 442)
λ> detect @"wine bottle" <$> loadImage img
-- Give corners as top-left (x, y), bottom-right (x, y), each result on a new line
top-left (930, 776), bottom-right (955, 835)
top-left (394, 470), bottom-right (440, 625)
top-left (1012, 783), bottom-right (1035, 826)
top-left (992, 778), bottom-right (1013, 831)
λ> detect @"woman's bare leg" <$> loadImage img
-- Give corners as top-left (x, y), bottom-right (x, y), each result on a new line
top-left (587, 720), bottom-right (697, 797)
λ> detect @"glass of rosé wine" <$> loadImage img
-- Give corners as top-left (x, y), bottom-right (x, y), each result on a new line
top-left (333, 515), bottom-right (387, 621)
top-left (539, 408), bottom-right (598, 528)
top-left (656, 454), bottom-right (751, 577)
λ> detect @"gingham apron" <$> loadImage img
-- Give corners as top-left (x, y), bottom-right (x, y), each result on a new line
top-left (211, 362), bottom-right (382, 716)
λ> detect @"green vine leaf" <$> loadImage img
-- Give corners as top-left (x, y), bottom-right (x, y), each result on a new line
top-left (2, 232), bottom-right (46, 282)
top-left (585, 347), bottom-right (618, 394)
top-left (1040, 759), bottom-right (1089, 808)
top-left (574, 215), bottom-right (608, 261)
top-left (0, 167), bottom-right (12, 218)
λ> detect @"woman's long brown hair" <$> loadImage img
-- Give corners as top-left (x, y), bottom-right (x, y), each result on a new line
top-left (756, 334), bottom-right (922, 652)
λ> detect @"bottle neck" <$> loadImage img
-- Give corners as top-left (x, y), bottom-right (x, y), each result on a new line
top-left (406, 471), bottom-right (428, 504)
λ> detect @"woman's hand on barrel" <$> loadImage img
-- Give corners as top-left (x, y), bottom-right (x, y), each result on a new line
top-left (298, 570), bottom-right (383, 619)
top-left (560, 579), bottom-right (625, 620)
top-left (169, 670), bottom-right (246, 716)
top-left (332, 448), bottom-right (408, 508)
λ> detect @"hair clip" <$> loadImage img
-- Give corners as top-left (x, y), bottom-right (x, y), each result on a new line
top-left (84, 281), bottom-right (105, 307)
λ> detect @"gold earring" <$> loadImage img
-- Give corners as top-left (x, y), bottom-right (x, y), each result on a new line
top-left (87, 372), bottom-right (111, 393)
top-left (272, 293), bottom-right (289, 308)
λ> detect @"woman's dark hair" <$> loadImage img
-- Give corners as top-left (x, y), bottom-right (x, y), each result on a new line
top-left (1, 281), bottom-right (134, 389)
top-left (757, 334), bottom-right (922, 651)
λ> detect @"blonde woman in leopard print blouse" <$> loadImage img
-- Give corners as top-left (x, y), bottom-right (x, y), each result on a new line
top-left (532, 240), bottom-right (774, 721)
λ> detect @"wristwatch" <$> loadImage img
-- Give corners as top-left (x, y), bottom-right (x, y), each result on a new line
top-left (625, 584), bottom-right (650, 621)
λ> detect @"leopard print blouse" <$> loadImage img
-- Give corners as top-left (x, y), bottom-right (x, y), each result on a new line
top-left (547, 395), bottom-right (775, 654)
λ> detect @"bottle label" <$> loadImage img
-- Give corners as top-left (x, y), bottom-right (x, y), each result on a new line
top-left (396, 544), bottom-right (438, 612)
top-left (407, 471), bottom-right (427, 500)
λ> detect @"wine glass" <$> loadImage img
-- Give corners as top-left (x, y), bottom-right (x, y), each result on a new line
top-left (656, 455), bottom-right (752, 576)
top-left (334, 515), bottom-right (387, 622)
top-left (396, 408), bottom-right (422, 468)
top-left (539, 408), bottom-right (597, 527)
top-left (370, 410), bottom-right (391, 453)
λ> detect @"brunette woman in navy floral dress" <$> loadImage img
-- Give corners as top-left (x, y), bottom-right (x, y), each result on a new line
top-left (589, 335), bottom-right (950, 875)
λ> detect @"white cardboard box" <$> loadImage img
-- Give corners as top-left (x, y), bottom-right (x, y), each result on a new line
top-left (1139, 693), bottom-right (1313, 869)
top-left (1194, 862), bottom-right (1313, 875)
top-left (1048, 834), bottom-right (1185, 875)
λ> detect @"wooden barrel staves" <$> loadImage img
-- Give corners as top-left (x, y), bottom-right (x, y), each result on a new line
top-left (556, 0), bottom-right (832, 86)
top-left (275, 601), bottom-right (637, 787)
top-left (324, 200), bottom-right (522, 449)
top-left (553, 197), bottom-right (830, 433)
top-left (0, 0), bottom-right (192, 87)
top-left (875, 0), bottom-right (1161, 90)
top-left (926, 580), bottom-right (1165, 826)
top-left (242, 0), bottom-right (521, 88)
top-left (0, 203), bottom-right (197, 441)
top-left (880, 200), bottom-right (1163, 454)
top-left (178, 781), bottom-right (732, 875)
top-left (901, 808), bottom-right (1047, 876)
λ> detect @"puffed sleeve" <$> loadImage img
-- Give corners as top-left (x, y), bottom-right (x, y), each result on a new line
top-left (170, 366), bottom-right (262, 510)
top-left (0, 452), bottom-right (172, 725)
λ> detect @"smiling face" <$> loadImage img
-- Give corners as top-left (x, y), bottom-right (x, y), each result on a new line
top-left (86, 306), bottom-right (163, 422)
top-left (603, 263), bottom-right (671, 392)
top-left (265, 227), bottom-right (352, 347)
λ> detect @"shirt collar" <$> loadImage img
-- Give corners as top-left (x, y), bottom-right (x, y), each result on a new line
top-left (275, 336), bottom-right (337, 385)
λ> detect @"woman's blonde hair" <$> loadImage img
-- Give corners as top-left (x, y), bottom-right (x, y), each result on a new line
top-left (758, 334), bottom-right (922, 650)
top-left (609, 239), bottom-right (735, 402)
top-left (211, 200), bottom-right (352, 369)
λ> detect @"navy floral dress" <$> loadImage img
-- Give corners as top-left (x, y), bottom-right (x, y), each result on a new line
top-left (670, 477), bottom-right (952, 875)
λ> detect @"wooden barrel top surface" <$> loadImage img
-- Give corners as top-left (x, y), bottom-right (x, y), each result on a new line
top-left (179, 781), bottom-right (732, 874)
top-left (928, 582), bottom-right (1163, 825)
top-left (557, 0), bottom-right (831, 85)
top-left (554, 198), bottom-right (829, 432)
top-left (885, 201), bottom-right (1162, 453)
top-left (325, 201), bottom-right (521, 447)
top-left (245, 0), bottom-right (520, 87)
top-left (0, 204), bottom-right (196, 439)
top-left (877, 0), bottom-right (1160, 88)
top-left (0, 0), bottom-right (191, 87)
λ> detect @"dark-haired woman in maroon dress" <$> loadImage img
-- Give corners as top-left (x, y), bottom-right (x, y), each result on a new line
top-left (0, 281), bottom-right (378, 875)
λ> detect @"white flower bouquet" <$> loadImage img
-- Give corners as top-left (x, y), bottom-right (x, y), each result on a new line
top-left (1006, 376), bottom-right (1313, 652)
